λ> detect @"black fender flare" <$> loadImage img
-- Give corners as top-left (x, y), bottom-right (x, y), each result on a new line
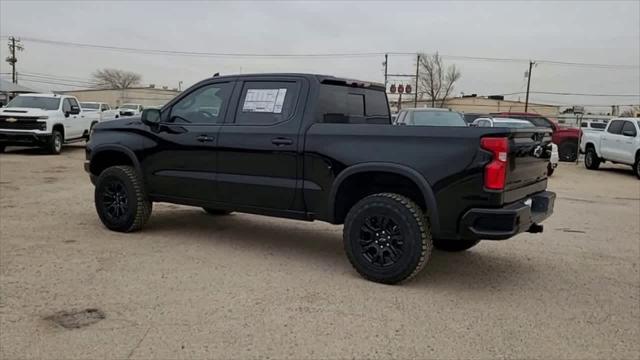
top-left (328, 162), bottom-right (440, 233)
top-left (90, 144), bottom-right (142, 176)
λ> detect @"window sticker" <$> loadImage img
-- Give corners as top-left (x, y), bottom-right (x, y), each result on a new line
top-left (242, 88), bottom-right (287, 113)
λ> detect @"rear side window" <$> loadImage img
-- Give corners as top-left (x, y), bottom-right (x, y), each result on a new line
top-left (607, 120), bottom-right (624, 134)
top-left (622, 121), bottom-right (637, 136)
top-left (591, 122), bottom-right (606, 129)
top-left (234, 81), bottom-right (300, 125)
top-left (318, 84), bottom-right (390, 124)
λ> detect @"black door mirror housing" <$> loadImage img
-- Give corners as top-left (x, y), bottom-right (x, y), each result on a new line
top-left (69, 105), bottom-right (81, 115)
top-left (141, 108), bottom-right (162, 125)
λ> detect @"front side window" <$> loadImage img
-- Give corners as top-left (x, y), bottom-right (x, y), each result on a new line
top-left (68, 98), bottom-right (79, 109)
top-left (170, 83), bottom-right (233, 123)
top-left (607, 120), bottom-right (624, 134)
top-left (62, 99), bottom-right (71, 113)
top-left (101, 104), bottom-right (110, 111)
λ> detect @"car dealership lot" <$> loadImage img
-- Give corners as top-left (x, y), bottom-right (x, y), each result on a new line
top-left (1, 145), bottom-right (638, 359)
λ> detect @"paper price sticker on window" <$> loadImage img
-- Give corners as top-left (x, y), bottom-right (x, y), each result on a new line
top-left (243, 88), bottom-right (287, 113)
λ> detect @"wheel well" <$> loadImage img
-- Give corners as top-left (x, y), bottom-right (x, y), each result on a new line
top-left (52, 124), bottom-right (64, 139)
top-left (90, 150), bottom-right (134, 176)
top-left (333, 171), bottom-right (426, 224)
top-left (585, 142), bottom-right (595, 151)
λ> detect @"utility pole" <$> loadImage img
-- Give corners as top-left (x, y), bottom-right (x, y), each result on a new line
top-left (6, 37), bottom-right (24, 84)
top-left (414, 54), bottom-right (420, 108)
top-left (524, 60), bottom-right (535, 112)
top-left (383, 53), bottom-right (388, 90)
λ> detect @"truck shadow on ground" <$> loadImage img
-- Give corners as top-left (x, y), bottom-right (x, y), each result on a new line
top-left (1, 145), bottom-right (86, 156)
top-left (144, 208), bottom-right (535, 290)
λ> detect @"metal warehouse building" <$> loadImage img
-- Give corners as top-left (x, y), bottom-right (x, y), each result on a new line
top-left (58, 87), bottom-right (181, 108)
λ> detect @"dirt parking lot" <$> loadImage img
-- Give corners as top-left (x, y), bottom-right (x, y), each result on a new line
top-left (0, 144), bottom-right (638, 359)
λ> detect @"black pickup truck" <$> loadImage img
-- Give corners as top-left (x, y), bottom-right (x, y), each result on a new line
top-left (85, 73), bottom-right (555, 284)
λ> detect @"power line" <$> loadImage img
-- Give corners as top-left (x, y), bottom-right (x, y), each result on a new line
top-left (3, 35), bottom-right (638, 69)
top-left (497, 91), bottom-right (640, 97)
top-left (19, 73), bottom-right (99, 86)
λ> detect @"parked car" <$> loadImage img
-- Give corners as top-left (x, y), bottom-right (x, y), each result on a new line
top-left (0, 93), bottom-right (99, 154)
top-left (394, 108), bottom-right (467, 126)
top-left (86, 73), bottom-right (556, 284)
top-left (580, 120), bottom-right (608, 132)
top-left (80, 102), bottom-right (120, 122)
top-left (580, 118), bottom-right (640, 179)
top-left (118, 103), bottom-right (144, 117)
top-left (471, 117), bottom-right (559, 176)
top-left (493, 112), bottom-right (581, 162)
top-left (463, 112), bottom-right (490, 124)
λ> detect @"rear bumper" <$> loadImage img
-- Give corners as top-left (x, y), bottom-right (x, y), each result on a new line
top-left (0, 131), bottom-right (51, 147)
top-left (460, 191), bottom-right (555, 240)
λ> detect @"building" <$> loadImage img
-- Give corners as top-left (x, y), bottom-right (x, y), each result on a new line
top-left (58, 86), bottom-right (181, 108)
top-left (390, 95), bottom-right (560, 119)
top-left (0, 79), bottom-right (36, 106)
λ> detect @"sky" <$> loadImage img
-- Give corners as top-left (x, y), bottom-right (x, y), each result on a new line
top-left (1, 0), bottom-right (639, 111)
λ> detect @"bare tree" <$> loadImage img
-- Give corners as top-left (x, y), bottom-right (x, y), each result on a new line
top-left (91, 68), bottom-right (142, 89)
top-left (417, 52), bottom-right (461, 108)
top-left (620, 106), bottom-right (639, 117)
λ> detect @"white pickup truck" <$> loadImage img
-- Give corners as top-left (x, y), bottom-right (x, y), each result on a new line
top-left (580, 118), bottom-right (640, 179)
top-left (0, 93), bottom-right (99, 154)
top-left (80, 102), bottom-right (120, 122)
top-left (117, 103), bottom-right (144, 117)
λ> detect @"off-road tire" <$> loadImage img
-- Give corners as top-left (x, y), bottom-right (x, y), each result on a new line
top-left (47, 130), bottom-right (63, 154)
top-left (634, 154), bottom-right (640, 180)
top-left (0, 145), bottom-right (5, 153)
top-left (585, 147), bottom-right (601, 170)
top-left (433, 238), bottom-right (481, 252)
top-left (343, 193), bottom-right (432, 284)
top-left (203, 208), bottom-right (232, 215)
top-left (559, 141), bottom-right (578, 162)
top-left (95, 165), bottom-right (152, 232)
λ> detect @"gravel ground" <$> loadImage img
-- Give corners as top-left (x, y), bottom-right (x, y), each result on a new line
top-left (1, 144), bottom-right (639, 359)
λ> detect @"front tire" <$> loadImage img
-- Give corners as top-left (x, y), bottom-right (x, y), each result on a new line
top-left (343, 193), bottom-right (432, 284)
top-left (433, 238), bottom-right (480, 252)
top-left (634, 155), bottom-right (640, 179)
top-left (47, 130), bottom-right (63, 154)
top-left (559, 141), bottom-right (578, 162)
top-left (585, 147), bottom-right (601, 170)
top-left (95, 165), bottom-right (152, 232)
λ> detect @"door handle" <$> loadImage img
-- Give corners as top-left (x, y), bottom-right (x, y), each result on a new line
top-left (196, 134), bottom-right (215, 143)
top-left (271, 137), bottom-right (293, 146)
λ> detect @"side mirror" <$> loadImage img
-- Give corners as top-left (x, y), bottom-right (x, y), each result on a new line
top-left (622, 129), bottom-right (637, 137)
top-left (141, 108), bottom-right (161, 125)
top-left (70, 105), bottom-right (80, 115)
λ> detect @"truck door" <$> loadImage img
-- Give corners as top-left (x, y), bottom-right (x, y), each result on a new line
top-left (601, 120), bottom-right (624, 161)
top-left (620, 121), bottom-right (638, 164)
top-left (216, 76), bottom-right (306, 212)
top-left (61, 98), bottom-right (81, 139)
top-left (142, 81), bottom-right (235, 202)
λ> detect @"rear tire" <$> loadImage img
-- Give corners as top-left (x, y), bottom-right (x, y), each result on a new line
top-left (433, 238), bottom-right (480, 252)
top-left (202, 208), bottom-right (232, 215)
top-left (343, 193), bottom-right (432, 284)
top-left (47, 130), bottom-right (63, 155)
top-left (634, 155), bottom-right (640, 179)
top-left (559, 141), bottom-right (578, 162)
top-left (95, 165), bottom-right (152, 232)
top-left (585, 147), bottom-right (601, 170)
top-left (0, 145), bottom-right (5, 153)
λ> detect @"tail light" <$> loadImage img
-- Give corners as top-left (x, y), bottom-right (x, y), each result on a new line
top-left (481, 137), bottom-right (509, 190)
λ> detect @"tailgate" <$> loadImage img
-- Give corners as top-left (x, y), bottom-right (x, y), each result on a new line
top-left (504, 129), bottom-right (553, 202)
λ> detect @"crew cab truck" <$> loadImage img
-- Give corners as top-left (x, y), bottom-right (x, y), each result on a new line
top-left (85, 73), bottom-right (556, 284)
top-left (0, 94), bottom-right (99, 154)
top-left (581, 118), bottom-right (640, 179)
top-left (80, 102), bottom-right (120, 122)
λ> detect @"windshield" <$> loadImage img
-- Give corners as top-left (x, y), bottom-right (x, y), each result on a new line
top-left (6, 96), bottom-right (60, 110)
top-left (410, 111), bottom-right (466, 127)
top-left (81, 103), bottom-right (99, 110)
top-left (121, 104), bottom-right (138, 110)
